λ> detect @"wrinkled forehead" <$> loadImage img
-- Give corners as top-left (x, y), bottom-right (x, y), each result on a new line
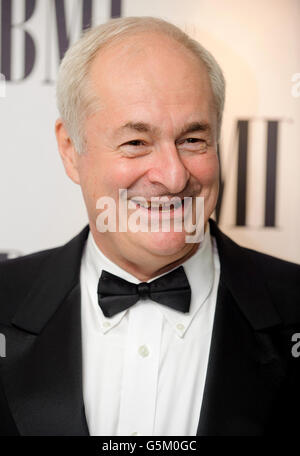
top-left (85, 31), bottom-right (217, 138)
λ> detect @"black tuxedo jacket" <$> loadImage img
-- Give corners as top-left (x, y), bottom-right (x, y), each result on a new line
top-left (0, 219), bottom-right (300, 436)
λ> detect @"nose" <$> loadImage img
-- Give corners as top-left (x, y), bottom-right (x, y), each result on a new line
top-left (146, 143), bottom-right (190, 194)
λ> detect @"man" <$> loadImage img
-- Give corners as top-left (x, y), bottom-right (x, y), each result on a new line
top-left (0, 16), bottom-right (299, 436)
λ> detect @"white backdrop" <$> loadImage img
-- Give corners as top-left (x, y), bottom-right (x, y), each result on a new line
top-left (0, 0), bottom-right (299, 263)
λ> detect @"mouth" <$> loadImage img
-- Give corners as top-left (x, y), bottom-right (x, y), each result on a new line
top-left (129, 197), bottom-right (192, 215)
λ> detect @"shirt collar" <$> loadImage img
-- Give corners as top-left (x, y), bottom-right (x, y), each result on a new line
top-left (83, 224), bottom-right (215, 337)
top-left (157, 224), bottom-right (215, 338)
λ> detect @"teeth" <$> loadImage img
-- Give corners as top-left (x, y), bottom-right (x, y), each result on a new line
top-left (130, 198), bottom-right (184, 210)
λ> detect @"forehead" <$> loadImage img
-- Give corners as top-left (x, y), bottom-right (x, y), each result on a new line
top-left (88, 31), bottom-right (215, 127)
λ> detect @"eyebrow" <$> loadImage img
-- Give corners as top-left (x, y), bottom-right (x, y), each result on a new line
top-left (117, 122), bottom-right (159, 135)
top-left (116, 121), bottom-right (212, 138)
top-left (178, 121), bottom-right (212, 137)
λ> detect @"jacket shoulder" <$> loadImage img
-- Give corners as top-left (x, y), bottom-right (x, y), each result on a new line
top-left (0, 225), bottom-right (89, 326)
top-left (244, 246), bottom-right (300, 279)
top-left (242, 245), bottom-right (300, 325)
top-left (0, 246), bottom-right (60, 324)
top-left (209, 219), bottom-right (300, 326)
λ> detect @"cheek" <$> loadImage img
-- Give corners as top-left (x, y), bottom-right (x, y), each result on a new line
top-left (78, 157), bottom-right (101, 200)
top-left (79, 153), bottom-right (137, 199)
top-left (187, 154), bottom-right (219, 186)
top-left (107, 160), bottom-right (144, 190)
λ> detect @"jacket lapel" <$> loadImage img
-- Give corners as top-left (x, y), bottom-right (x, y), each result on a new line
top-left (1, 226), bottom-right (90, 436)
top-left (197, 220), bottom-right (286, 435)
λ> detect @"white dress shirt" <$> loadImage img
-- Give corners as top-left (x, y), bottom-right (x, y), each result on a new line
top-left (80, 225), bottom-right (220, 436)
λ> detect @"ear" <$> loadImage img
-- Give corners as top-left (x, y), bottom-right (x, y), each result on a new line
top-left (55, 119), bottom-right (80, 184)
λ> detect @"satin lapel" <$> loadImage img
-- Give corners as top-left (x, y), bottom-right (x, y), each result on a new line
top-left (196, 220), bottom-right (286, 435)
top-left (1, 282), bottom-right (89, 436)
top-left (1, 226), bottom-right (90, 435)
top-left (197, 280), bottom-right (286, 435)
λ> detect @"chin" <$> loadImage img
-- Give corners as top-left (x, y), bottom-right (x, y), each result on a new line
top-left (137, 230), bottom-right (191, 257)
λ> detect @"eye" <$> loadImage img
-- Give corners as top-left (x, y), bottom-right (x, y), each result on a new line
top-left (184, 138), bottom-right (206, 144)
top-left (119, 139), bottom-right (149, 157)
top-left (186, 138), bottom-right (201, 143)
top-left (123, 140), bottom-right (145, 146)
top-left (176, 137), bottom-right (208, 152)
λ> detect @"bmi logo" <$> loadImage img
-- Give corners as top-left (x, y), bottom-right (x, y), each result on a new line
top-left (0, 0), bottom-right (122, 83)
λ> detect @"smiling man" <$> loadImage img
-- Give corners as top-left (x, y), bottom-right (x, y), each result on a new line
top-left (0, 17), bottom-right (300, 437)
top-left (56, 24), bottom-right (220, 281)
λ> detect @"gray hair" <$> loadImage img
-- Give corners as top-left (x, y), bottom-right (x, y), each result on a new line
top-left (56, 16), bottom-right (226, 154)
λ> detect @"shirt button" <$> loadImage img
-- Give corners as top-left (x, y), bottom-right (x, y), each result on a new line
top-left (176, 323), bottom-right (185, 331)
top-left (138, 345), bottom-right (149, 357)
top-left (103, 321), bottom-right (111, 328)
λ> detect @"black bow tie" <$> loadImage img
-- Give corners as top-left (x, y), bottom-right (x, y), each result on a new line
top-left (97, 266), bottom-right (191, 318)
